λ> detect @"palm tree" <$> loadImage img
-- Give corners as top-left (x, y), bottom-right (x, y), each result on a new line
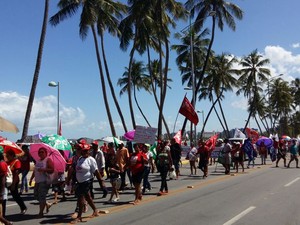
top-left (50, 0), bottom-right (126, 136)
top-left (291, 78), bottom-right (300, 111)
top-left (118, 0), bottom-right (159, 131)
top-left (182, 0), bottom-right (244, 135)
top-left (152, 0), bottom-right (186, 139)
top-left (118, 60), bottom-right (152, 127)
top-left (199, 53), bottom-right (239, 138)
top-left (95, 0), bottom-right (128, 133)
top-left (236, 49), bottom-right (271, 132)
top-left (21, 0), bottom-right (49, 142)
top-left (269, 78), bottom-right (293, 135)
top-left (147, 59), bottom-right (173, 137)
top-left (172, 28), bottom-right (210, 88)
top-left (119, 0), bottom-right (186, 138)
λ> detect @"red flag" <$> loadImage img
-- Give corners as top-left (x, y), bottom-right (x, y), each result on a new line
top-left (205, 133), bottom-right (219, 151)
top-left (58, 120), bottom-right (62, 136)
top-left (245, 128), bottom-right (259, 143)
top-left (179, 97), bottom-right (199, 125)
top-left (173, 130), bottom-right (182, 145)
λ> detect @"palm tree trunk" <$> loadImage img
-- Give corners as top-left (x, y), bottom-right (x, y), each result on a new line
top-left (100, 33), bottom-right (128, 133)
top-left (21, 0), bottom-right (49, 142)
top-left (127, 36), bottom-right (138, 129)
top-left (146, 46), bottom-right (170, 137)
top-left (91, 25), bottom-right (116, 136)
top-left (217, 98), bottom-right (230, 137)
top-left (133, 86), bottom-right (151, 127)
top-left (254, 115), bottom-right (263, 134)
top-left (213, 106), bottom-right (226, 133)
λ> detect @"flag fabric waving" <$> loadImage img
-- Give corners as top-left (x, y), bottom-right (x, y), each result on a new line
top-left (179, 97), bottom-right (199, 125)
top-left (245, 128), bottom-right (259, 143)
top-left (205, 133), bottom-right (219, 151)
top-left (173, 130), bottom-right (182, 145)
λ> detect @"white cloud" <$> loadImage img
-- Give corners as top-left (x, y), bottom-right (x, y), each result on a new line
top-left (292, 43), bottom-right (300, 48)
top-left (0, 91), bottom-right (86, 139)
top-left (264, 45), bottom-right (300, 76)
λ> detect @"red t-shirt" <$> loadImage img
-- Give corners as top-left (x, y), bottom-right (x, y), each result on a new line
top-left (129, 152), bottom-right (145, 175)
top-left (0, 161), bottom-right (8, 176)
top-left (8, 159), bottom-right (21, 183)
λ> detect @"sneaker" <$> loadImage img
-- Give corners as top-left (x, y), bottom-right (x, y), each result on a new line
top-left (112, 198), bottom-right (120, 202)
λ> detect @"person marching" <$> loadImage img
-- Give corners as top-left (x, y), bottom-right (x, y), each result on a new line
top-left (287, 139), bottom-right (299, 168)
top-left (29, 147), bottom-right (54, 218)
top-left (5, 149), bottom-right (27, 215)
top-left (197, 139), bottom-right (209, 178)
top-left (276, 140), bottom-right (287, 167)
top-left (71, 143), bottom-right (103, 223)
top-left (0, 147), bottom-right (12, 225)
top-left (156, 140), bottom-right (173, 196)
top-left (129, 143), bottom-right (147, 205)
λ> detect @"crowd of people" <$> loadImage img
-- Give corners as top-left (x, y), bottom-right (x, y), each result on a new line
top-left (0, 136), bottom-right (299, 224)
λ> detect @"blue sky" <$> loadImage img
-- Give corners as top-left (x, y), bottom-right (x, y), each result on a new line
top-left (1, 0), bottom-right (300, 142)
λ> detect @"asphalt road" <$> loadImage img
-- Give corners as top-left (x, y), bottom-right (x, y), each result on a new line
top-left (5, 156), bottom-right (300, 225)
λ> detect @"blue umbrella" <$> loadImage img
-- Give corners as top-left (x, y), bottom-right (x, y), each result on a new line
top-left (256, 137), bottom-right (273, 148)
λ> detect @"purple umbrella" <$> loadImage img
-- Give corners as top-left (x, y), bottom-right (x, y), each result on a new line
top-left (256, 137), bottom-right (273, 148)
top-left (124, 130), bottom-right (135, 141)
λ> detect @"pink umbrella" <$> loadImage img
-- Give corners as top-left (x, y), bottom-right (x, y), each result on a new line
top-left (30, 143), bottom-right (66, 173)
top-left (124, 130), bottom-right (135, 141)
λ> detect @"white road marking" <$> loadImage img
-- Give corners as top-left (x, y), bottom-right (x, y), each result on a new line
top-left (284, 177), bottom-right (300, 187)
top-left (7, 203), bottom-right (18, 207)
top-left (223, 206), bottom-right (256, 225)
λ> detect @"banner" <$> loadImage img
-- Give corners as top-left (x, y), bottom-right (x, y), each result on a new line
top-left (133, 125), bottom-right (157, 145)
top-left (179, 97), bottom-right (199, 125)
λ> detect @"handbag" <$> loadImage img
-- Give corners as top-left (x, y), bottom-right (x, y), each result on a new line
top-left (6, 166), bottom-right (13, 188)
top-left (46, 170), bottom-right (59, 185)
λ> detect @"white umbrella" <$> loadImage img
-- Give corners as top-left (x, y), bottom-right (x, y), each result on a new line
top-left (100, 136), bottom-right (123, 144)
top-left (0, 116), bottom-right (19, 133)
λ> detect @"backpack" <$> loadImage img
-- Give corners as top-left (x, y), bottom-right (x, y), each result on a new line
top-left (156, 152), bottom-right (169, 172)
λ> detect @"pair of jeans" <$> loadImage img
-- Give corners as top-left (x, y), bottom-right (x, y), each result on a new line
top-left (143, 166), bottom-right (151, 191)
top-left (159, 167), bottom-right (169, 192)
top-left (20, 170), bottom-right (29, 192)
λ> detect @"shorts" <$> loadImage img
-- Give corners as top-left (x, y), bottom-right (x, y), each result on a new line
top-left (34, 181), bottom-right (50, 203)
top-left (75, 179), bottom-right (93, 198)
top-left (131, 171), bottom-right (144, 184)
top-left (111, 178), bottom-right (121, 189)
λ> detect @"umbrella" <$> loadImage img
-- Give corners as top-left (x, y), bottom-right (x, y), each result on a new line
top-left (30, 143), bottom-right (66, 173)
top-left (281, 135), bottom-right (291, 141)
top-left (0, 138), bottom-right (24, 156)
top-left (256, 137), bottom-right (273, 148)
top-left (0, 116), bottom-right (19, 133)
top-left (100, 136), bottom-right (123, 144)
top-left (42, 134), bottom-right (72, 159)
top-left (41, 134), bottom-right (72, 150)
top-left (124, 130), bottom-right (135, 141)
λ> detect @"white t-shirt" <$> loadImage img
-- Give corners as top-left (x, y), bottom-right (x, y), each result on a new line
top-left (189, 147), bottom-right (198, 161)
top-left (76, 156), bottom-right (98, 183)
top-left (34, 157), bottom-right (48, 183)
